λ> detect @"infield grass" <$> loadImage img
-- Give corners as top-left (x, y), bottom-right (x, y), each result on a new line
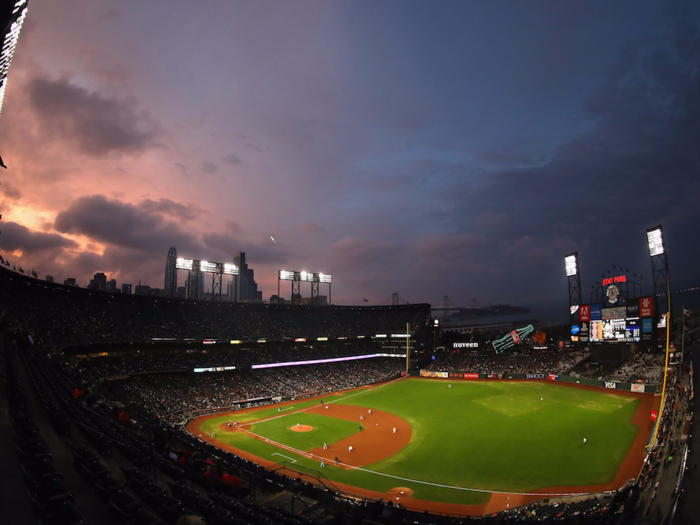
top-left (199, 379), bottom-right (643, 505)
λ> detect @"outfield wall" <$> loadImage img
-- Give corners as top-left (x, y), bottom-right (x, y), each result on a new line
top-left (419, 369), bottom-right (657, 393)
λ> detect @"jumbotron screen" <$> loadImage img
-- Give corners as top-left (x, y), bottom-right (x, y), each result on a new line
top-left (590, 306), bottom-right (640, 343)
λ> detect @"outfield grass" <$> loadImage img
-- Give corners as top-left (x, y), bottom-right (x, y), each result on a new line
top-left (198, 379), bottom-right (642, 505)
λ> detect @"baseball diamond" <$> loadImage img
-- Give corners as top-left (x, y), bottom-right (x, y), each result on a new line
top-left (188, 376), bottom-right (658, 515)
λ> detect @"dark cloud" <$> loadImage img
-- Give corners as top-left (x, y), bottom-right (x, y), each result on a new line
top-left (27, 76), bottom-right (161, 156)
top-left (0, 221), bottom-right (78, 253)
top-left (435, 11), bottom-right (700, 297)
top-left (201, 161), bottom-right (218, 174)
top-left (54, 195), bottom-right (202, 254)
top-left (138, 198), bottom-right (204, 221)
top-left (200, 231), bottom-right (291, 265)
top-left (1, 182), bottom-right (22, 201)
top-left (222, 153), bottom-right (242, 165)
top-left (414, 234), bottom-right (485, 261)
top-left (328, 237), bottom-right (406, 276)
top-left (298, 222), bottom-right (327, 235)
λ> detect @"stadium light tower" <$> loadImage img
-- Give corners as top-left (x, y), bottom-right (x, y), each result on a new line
top-left (564, 252), bottom-right (581, 328)
top-left (645, 226), bottom-right (673, 449)
top-left (647, 225), bottom-right (670, 347)
top-left (278, 270), bottom-right (332, 305)
top-left (175, 257), bottom-right (238, 300)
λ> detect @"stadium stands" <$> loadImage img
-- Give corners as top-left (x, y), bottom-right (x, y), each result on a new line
top-left (0, 265), bottom-right (693, 524)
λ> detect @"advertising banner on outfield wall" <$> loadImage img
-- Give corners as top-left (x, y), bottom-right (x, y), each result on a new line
top-left (631, 384), bottom-right (645, 393)
top-left (549, 374), bottom-right (559, 381)
top-left (420, 370), bottom-right (448, 378)
top-left (464, 373), bottom-right (479, 379)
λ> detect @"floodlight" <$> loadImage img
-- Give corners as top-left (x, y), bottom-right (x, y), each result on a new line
top-left (279, 270), bottom-right (295, 280)
top-left (319, 273), bottom-right (332, 283)
top-left (564, 253), bottom-right (578, 277)
top-left (175, 257), bottom-right (194, 271)
top-left (646, 226), bottom-right (665, 256)
top-left (199, 260), bottom-right (216, 273)
top-left (223, 263), bottom-right (238, 275)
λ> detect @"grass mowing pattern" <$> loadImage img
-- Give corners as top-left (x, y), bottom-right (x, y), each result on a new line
top-left (199, 379), bottom-right (642, 505)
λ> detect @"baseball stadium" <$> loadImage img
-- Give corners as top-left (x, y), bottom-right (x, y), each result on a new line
top-left (0, 4), bottom-right (696, 521)
top-left (0, 237), bottom-right (696, 525)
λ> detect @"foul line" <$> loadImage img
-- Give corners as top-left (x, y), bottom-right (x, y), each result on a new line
top-left (271, 453), bottom-right (297, 463)
top-left (239, 426), bottom-right (589, 498)
top-left (238, 376), bottom-right (407, 428)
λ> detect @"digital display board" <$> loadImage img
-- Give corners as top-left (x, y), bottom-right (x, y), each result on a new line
top-left (602, 306), bottom-right (626, 320)
top-left (603, 319), bottom-right (626, 340)
top-left (625, 322), bottom-right (641, 342)
top-left (589, 308), bottom-right (641, 343)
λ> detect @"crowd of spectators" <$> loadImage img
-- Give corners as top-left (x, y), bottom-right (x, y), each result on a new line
top-left (102, 358), bottom-right (403, 423)
top-left (599, 352), bottom-right (665, 384)
top-left (0, 267), bottom-right (431, 349)
top-left (424, 348), bottom-right (589, 375)
top-left (71, 342), bottom-right (392, 380)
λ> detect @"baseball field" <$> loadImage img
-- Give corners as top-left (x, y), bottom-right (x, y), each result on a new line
top-left (187, 377), bottom-right (657, 515)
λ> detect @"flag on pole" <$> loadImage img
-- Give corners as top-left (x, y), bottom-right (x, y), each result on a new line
top-left (684, 308), bottom-right (693, 318)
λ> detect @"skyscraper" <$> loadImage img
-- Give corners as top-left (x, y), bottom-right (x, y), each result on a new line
top-left (187, 270), bottom-right (204, 300)
top-left (87, 272), bottom-right (108, 291)
top-left (0, 1), bottom-right (28, 125)
top-left (164, 247), bottom-right (177, 297)
top-left (230, 252), bottom-right (262, 302)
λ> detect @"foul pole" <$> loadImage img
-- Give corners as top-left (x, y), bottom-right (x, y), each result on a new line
top-left (406, 323), bottom-right (410, 374)
top-left (648, 280), bottom-right (672, 450)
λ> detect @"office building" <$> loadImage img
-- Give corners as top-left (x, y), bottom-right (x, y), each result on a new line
top-left (164, 247), bottom-right (177, 297)
top-left (230, 252), bottom-right (262, 302)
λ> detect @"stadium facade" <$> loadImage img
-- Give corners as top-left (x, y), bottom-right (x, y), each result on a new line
top-left (0, 0), bottom-right (28, 124)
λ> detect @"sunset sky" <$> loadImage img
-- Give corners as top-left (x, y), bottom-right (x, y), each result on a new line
top-left (1, 1), bottom-right (698, 318)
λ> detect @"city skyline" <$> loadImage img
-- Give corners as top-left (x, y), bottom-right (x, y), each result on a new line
top-left (0, 1), bottom-right (699, 317)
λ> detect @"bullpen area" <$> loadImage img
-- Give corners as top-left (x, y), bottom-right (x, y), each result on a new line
top-left (187, 377), bottom-right (657, 516)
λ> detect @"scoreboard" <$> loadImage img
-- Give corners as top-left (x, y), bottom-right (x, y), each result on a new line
top-left (579, 298), bottom-right (652, 344)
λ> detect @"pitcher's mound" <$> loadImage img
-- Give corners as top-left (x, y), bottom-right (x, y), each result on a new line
top-left (388, 487), bottom-right (413, 496)
top-left (290, 425), bottom-right (314, 432)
